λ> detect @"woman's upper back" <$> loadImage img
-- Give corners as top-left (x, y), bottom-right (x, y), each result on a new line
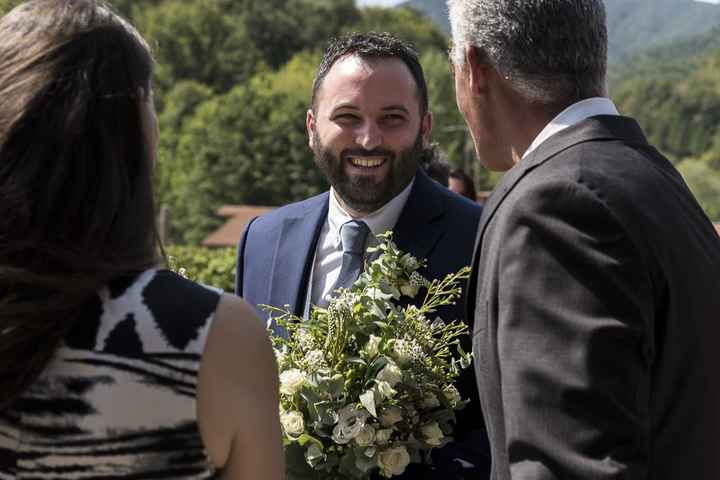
top-left (0, 269), bottom-right (220, 479)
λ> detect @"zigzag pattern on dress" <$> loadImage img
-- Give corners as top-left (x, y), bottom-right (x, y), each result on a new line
top-left (0, 269), bottom-right (221, 479)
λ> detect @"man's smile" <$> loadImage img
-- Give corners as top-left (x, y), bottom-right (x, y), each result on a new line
top-left (347, 155), bottom-right (387, 169)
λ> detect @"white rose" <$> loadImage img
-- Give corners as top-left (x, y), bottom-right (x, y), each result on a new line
top-left (279, 368), bottom-right (307, 396)
top-left (443, 385), bottom-right (462, 407)
top-left (377, 362), bottom-right (403, 387)
top-left (354, 424), bottom-right (376, 447)
top-left (332, 405), bottom-right (369, 444)
top-left (420, 392), bottom-right (441, 409)
top-left (375, 428), bottom-right (393, 445)
top-left (380, 406), bottom-right (403, 427)
top-left (280, 411), bottom-right (305, 437)
top-left (363, 335), bottom-right (381, 359)
top-left (377, 446), bottom-right (411, 477)
top-left (375, 380), bottom-right (396, 400)
top-left (420, 421), bottom-right (445, 447)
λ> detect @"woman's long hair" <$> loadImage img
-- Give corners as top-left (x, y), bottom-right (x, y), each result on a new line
top-left (0, 0), bottom-right (159, 407)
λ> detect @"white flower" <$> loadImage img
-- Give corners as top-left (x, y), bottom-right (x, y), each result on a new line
top-left (354, 424), bottom-right (376, 447)
top-left (363, 335), bottom-right (382, 359)
top-left (297, 328), bottom-right (314, 350)
top-left (303, 349), bottom-right (325, 371)
top-left (375, 428), bottom-right (393, 445)
top-left (279, 368), bottom-right (306, 396)
top-left (280, 411), bottom-right (305, 437)
top-left (377, 361), bottom-right (403, 387)
top-left (332, 405), bottom-right (369, 444)
top-left (376, 380), bottom-right (396, 400)
top-left (399, 281), bottom-right (420, 298)
top-left (380, 406), bottom-right (403, 427)
top-left (431, 317), bottom-right (446, 330)
top-left (274, 348), bottom-right (287, 366)
top-left (420, 392), bottom-right (441, 409)
top-left (377, 446), bottom-right (411, 477)
top-left (391, 339), bottom-right (412, 366)
top-left (421, 421), bottom-right (445, 447)
top-left (443, 385), bottom-right (462, 407)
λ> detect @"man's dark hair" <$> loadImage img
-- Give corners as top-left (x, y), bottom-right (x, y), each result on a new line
top-left (449, 168), bottom-right (477, 201)
top-left (310, 32), bottom-right (429, 115)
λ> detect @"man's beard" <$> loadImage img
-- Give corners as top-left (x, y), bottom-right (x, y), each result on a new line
top-left (312, 132), bottom-right (423, 215)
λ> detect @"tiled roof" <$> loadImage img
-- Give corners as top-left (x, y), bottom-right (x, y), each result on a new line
top-left (202, 205), bottom-right (274, 247)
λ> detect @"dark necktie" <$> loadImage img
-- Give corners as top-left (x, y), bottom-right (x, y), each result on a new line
top-left (329, 220), bottom-right (371, 297)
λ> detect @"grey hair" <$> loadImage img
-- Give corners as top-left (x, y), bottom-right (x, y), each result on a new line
top-left (447, 0), bottom-right (608, 105)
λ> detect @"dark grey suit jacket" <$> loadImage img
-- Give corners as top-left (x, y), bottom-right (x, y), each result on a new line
top-left (468, 115), bottom-right (720, 479)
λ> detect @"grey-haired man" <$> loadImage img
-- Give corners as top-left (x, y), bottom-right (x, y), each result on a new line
top-left (447, 0), bottom-right (720, 478)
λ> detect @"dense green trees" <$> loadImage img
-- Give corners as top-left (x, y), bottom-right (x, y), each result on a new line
top-left (612, 47), bottom-right (720, 221)
top-left (3, 0), bottom-right (719, 235)
top-left (136, 0), bottom-right (462, 244)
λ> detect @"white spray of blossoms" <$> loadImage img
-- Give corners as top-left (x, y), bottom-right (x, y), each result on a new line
top-left (263, 232), bottom-right (472, 479)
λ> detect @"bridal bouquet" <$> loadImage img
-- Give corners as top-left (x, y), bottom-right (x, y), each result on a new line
top-left (265, 233), bottom-right (472, 479)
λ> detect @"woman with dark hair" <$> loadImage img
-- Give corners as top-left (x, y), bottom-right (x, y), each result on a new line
top-left (0, 1), bottom-right (283, 478)
top-left (448, 168), bottom-right (478, 202)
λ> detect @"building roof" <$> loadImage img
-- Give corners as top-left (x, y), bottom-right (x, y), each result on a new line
top-left (202, 205), bottom-right (274, 247)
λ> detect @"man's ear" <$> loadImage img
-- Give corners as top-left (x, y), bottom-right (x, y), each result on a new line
top-left (421, 111), bottom-right (433, 146)
top-left (466, 45), bottom-right (492, 96)
top-left (306, 109), bottom-right (315, 149)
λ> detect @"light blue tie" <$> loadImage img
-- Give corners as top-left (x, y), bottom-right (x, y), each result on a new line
top-left (329, 220), bottom-right (371, 296)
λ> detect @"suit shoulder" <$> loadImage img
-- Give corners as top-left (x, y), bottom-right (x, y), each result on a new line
top-left (245, 191), bottom-right (329, 233)
top-left (436, 184), bottom-right (483, 221)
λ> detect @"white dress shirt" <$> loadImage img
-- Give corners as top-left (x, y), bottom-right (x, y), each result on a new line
top-left (306, 177), bottom-right (415, 312)
top-left (522, 97), bottom-right (619, 159)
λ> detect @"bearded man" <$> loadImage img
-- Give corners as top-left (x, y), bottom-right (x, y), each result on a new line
top-left (235, 33), bottom-right (490, 479)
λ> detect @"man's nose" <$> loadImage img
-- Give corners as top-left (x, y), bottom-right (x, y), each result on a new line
top-left (355, 122), bottom-right (383, 151)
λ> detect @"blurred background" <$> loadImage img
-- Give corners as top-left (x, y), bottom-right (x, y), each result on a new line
top-left (2, 0), bottom-right (719, 286)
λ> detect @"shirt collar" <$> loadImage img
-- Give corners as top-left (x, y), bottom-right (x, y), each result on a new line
top-left (523, 97), bottom-right (619, 159)
top-left (327, 176), bottom-right (416, 248)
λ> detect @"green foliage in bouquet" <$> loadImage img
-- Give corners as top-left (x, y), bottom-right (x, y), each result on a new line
top-left (165, 245), bottom-right (235, 292)
top-left (265, 233), bottom-right (472, 479)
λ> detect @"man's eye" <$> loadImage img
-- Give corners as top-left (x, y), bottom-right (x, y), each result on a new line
top-left (334, 114), bottom-right (359, 122)
top-left (383, 114), bottom-right (406, 124)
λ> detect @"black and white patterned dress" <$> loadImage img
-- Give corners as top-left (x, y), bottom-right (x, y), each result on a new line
top-left (0, 269), bottom-right (221, 479)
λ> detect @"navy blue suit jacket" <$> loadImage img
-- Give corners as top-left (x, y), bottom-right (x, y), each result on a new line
top-left (236, 169), bottom-right (490, 479)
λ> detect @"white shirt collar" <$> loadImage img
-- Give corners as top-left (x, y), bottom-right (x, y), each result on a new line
top-left (523, 97), bottom-right (619, 159)
top-left (327, 177), bottom-right (415, 248)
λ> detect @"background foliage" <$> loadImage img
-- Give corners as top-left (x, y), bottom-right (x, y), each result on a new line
top-left (165, 245), bottom-right (236, 292)
top-left (2, 0), bottom-right (719, 248)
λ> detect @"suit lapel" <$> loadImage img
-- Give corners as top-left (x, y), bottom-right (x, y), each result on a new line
top-left (394, 169), bottom-right (446, 260)
top-left (267, 193), bottom-right (329, 337)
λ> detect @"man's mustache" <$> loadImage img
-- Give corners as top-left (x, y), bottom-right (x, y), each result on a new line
top-left (341, 148), bottom-right (396, 161)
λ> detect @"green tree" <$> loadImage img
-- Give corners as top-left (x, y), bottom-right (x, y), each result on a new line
top-left (165, 52), bottom-right (326, 244)
top-left (348, 6), bottom-right (448, 55)
top-left (139, 0), bottom-right (267, 100)
top-left (678, 159), bottom-right (720, 222)
top-left (0, 0), bottom-right (21, 15)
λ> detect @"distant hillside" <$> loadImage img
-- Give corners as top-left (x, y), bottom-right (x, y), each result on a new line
top-left (609, 24), bottom-right (720, 87)
top-left (399, 0), bottom-right (720, 62)
top-left (605, 0), bottom-right (720, 61)
top-left (401, 0), bottom-right (450, 33)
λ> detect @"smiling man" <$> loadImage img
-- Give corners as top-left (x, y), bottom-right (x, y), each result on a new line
top-left (235, 33), bottom-right (489, 479)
